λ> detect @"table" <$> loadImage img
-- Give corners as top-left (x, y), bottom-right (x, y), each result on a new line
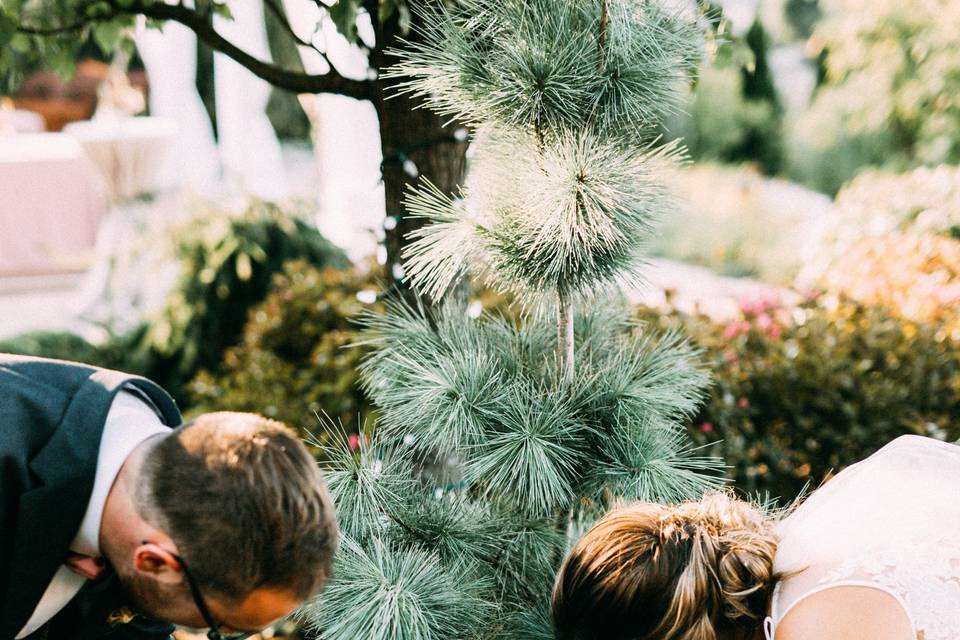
top-left (63, 116), bottom-right (177, 202)
top-left (0, 133), bottom-right (107, 276)
top-left (0, 108), bottom-right (45, 134)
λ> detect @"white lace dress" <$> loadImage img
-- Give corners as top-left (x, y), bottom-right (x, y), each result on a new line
top-left (764, 435), bottom-right (960, 640)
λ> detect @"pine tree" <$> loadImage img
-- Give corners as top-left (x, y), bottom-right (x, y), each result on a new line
top-left (303, 2), bottom-right (722, 638)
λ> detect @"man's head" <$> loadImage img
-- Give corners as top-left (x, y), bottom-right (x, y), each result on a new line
top-left (101, 412), bottom-right (338, 634)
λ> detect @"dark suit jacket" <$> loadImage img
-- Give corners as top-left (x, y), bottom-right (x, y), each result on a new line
top-left (0, 355), bottom-right (181, 640)
top-left (25, 571), bottom-right (180, 640)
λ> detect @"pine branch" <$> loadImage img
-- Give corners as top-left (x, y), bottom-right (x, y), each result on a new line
top-left (557, 291), bottom-right (575, 385)
top-left (598, 0), bottom-right (609, 64)
top-left (320, 4), bottom-right (724, 636)
top-left (306, 537), bottom-right (495, 640)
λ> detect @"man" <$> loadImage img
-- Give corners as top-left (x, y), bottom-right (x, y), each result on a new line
top-left (0, 354), bottom-right (338, 640)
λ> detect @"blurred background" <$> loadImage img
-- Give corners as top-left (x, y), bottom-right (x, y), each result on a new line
top-left (2, 0), bottom-right (959, 501)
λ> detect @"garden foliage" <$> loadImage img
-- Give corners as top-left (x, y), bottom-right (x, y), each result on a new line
top-left (0, 330), bottom-right (125, 369)
top-left (0, 204), bottom-right (347, 407)
top-left (639, 295), bottom-right (960, 499)
top-left (788, 0), bottom-right (960, 192)
top-left (119, 201), bottom-right (347, 402)
top-left (302, 2), bottom-right (723, 639)
top-left (682, 18), bottom-right (783, 174)
top-left (188, 260), bottom-right (381, 435)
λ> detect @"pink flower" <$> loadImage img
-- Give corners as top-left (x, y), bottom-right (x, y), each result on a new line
top-left (760, 292), bottom-right (781, 311)
top-left (738, 398), bottom-right (750, 409)
top-left (723, 349), bottom-right (740, 364)
top-left (739, 293), bottom-right (782, 316)
top-left (348, 433), bottom-right (360, 450)
top-left (738, 298), bottom-right (762, 315)
top-left (700, 422), bottom-right (714, 434)
top-left (768, 323), bottom-right (783, 339)
top-left (723, 320), bottom-right (752, 340)
top-left (756, 313), bottom-right (773, 331)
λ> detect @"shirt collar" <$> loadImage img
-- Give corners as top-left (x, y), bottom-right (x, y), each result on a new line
top-left (71, 388), bottom-right (172, 557)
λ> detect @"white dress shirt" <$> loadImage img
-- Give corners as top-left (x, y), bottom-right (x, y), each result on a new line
top-left (16, 388), bottom-right (172, 639)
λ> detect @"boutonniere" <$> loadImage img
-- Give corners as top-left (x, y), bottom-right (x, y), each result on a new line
top-left (106, 607), bottom-right (137, 626)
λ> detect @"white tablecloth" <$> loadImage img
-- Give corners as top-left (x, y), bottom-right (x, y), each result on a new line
top-left (0, 133), bottom-right (107, 276)
top-left (63, 116), bottom-right (177, 202)
top-left (0, 109), bottom-right (45, 134)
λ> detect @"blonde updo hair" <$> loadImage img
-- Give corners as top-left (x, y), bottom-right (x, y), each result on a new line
top-left (551, 492), bottom-right (779, 640)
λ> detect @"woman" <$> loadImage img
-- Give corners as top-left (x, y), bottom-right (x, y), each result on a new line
top-left (551, 435), bottom-right (960, 640)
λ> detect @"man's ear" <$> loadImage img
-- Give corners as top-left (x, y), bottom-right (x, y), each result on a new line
top-left (133, 542), bottom-right (184, 585)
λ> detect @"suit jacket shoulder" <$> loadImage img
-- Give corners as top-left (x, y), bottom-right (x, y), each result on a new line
top-left (0, 354), bottom-right (181, 640)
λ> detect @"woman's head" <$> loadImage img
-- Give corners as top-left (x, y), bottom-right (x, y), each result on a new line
top-left (551, 492), bottom-right (778, 640)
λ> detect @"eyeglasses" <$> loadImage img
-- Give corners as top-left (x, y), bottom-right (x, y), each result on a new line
top-left (170, 551), bottom-right (258, 640)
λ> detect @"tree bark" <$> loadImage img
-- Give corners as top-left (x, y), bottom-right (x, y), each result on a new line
top-left (370, 12), bottom-right (469, 294)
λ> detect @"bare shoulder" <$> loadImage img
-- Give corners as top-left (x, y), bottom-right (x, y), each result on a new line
top-left (775, 585), bottom-right (916, 640)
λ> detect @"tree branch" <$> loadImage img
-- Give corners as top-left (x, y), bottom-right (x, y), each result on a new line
top-left (18, 2), bottom-right (374, 99)
top-left (598, 0), bottom-right (609, 63)
top-left (139, 2), bottom-right (373, 97)
top-left (261, 0), bottom-right (328, 59)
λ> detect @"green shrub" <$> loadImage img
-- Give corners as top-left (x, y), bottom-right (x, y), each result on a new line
top-left (787, 0), bottom-right (960, 193)
top-left (785, 116), bottom-right (895, 195)
top-left (638, 295), bottom-right (960, 500)
top-left (187, 260), bottom-right (382, 437)
top-left (120, 201), bottom-right (348, 402)
top-left (0, 331), bottom-right (124, 369)
top-left (679, 19), bottom-right (784, 174)
top-left (686, 66), bottom-right (781, 168)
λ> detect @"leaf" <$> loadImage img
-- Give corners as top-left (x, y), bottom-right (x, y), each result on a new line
top-left (0, 11), bottom-right (15, 49)
top-left (93, 21), bottom-right (123, 54)
top-left (328, 0), bottom-right (359, 43)
top-left (10, 33), bottom-right (30, 54)
top-left (84, 1), bottom-right (113, 19)
top-left (397, 3), bottom-right (411, 33)
top-left (0, 0), bottom-right (25, 15)
top-left (47, 46), bottom-right (77, 80)
top-left (378, 0), bottom-right (411, 33)
top-left (212, 1), bottom-right (233, 20)
top-left (115, 13), bottom-right (137, 27)
top-left (119, 37), bottom-right (136, 58)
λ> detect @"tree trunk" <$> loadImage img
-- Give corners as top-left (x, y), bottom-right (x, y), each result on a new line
top-left (371, 13), bottom-right (469, 294)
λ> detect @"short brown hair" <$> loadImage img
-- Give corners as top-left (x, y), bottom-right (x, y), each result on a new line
top-left (139, 412), bottom-right (338, 601)
top-left (551, 493), bottom-right (777, 640)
